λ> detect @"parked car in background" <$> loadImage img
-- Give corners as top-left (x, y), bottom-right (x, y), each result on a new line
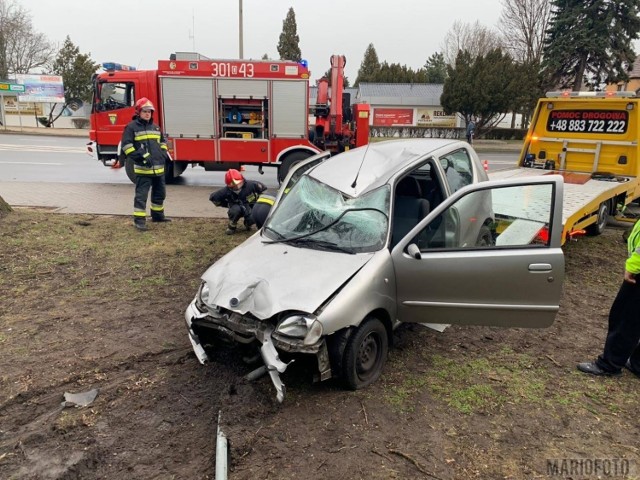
top-left (184, 139), bottom-right (565, 402)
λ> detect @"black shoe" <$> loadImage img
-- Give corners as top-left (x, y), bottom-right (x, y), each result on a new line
top-left (134, 221), bottom-right (148, 231)
top-left (152, 217), bottom-right (172, 222)
top-left (624, 360), bottom-right (640, 378)
top-left (226, 227), bottom-right (237, 235)
top-left (577, 361), bottom-right (622, 376)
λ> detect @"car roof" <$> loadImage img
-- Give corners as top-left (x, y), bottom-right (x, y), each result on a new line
top-left (309, 139), bottom-right (466, 197)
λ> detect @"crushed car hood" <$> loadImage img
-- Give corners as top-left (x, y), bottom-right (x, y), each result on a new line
top-left (202, 234), bottom-right (374, 319)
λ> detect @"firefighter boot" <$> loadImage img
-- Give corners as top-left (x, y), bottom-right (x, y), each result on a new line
top-left (226, 222), bottom-right (238, 235)
top-left (134, 217), bottom-right (148, 231)
top-left (244, 217), bottom-right (254, 231)
top-left (152, 215), bottom-right (172, 223)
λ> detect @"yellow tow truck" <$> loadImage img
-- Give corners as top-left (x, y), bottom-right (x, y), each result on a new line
top-left (490, 91), bottom-right (640, 243)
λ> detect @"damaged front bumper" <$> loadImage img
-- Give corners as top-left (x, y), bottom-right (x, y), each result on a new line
top-left (184, 300), bottom-right (329, 403)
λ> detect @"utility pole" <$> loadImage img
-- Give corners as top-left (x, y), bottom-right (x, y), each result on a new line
top-left (239, 0), bottom-right (244, 59)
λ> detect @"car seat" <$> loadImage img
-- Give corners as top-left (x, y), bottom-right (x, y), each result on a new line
top-left (391, 176), bottom-right (430, 248)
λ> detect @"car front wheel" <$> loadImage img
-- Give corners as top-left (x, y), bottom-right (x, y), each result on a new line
top-left (342, 317), bottom-right (388, 390)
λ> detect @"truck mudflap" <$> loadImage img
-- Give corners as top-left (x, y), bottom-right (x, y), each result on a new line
top-left (256, 326), bottom-right (293, 403)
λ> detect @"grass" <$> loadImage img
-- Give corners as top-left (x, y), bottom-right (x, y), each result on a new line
top-left (382, 345), bottom-right (636, 417)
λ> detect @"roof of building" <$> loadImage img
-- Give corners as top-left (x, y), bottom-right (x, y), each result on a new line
top-left (357, 83), bottom-right (443, 106)
top-left (309, 86), bottom-right (359, 105)
top-left (309, 83), bottom-right (444, 107)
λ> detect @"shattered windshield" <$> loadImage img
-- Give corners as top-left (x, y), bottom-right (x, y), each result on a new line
top-left (263, 175), bottom-right (390, 253)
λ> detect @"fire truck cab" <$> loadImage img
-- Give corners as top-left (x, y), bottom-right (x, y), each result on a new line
top-left (88, 55), bottom-right (328, 183)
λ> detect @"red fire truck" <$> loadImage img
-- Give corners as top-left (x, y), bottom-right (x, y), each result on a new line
top-left (87, 53), bottom-right (370, 183)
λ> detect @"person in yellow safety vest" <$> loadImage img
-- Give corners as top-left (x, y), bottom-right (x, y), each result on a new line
top-left (250, 192), bottom-right (276, 229)
top-left (577, 219), bottom-right (640, 377)
top-left (120, 97), bottom-right (171, 231)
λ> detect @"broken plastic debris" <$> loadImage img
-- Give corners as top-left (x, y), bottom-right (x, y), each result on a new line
top-left (62, 388), bottom-right (99, 407)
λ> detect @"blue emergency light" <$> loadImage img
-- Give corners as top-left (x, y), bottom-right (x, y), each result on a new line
top-left (102, 62), bottom-right (136, 72)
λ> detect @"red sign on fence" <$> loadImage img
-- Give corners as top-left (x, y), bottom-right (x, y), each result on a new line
top-left (373, 108), bottom-right (413, 126)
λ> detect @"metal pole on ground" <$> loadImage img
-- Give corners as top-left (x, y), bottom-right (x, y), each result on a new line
top-left (215, 410), bottom-right (228, 480)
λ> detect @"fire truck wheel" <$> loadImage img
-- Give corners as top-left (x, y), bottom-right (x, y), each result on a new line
top-left (278, 151), bottom-right (313, 184)
top-left (124, 157), bottom-right (136, 183)
top-left (164, 160), bottom-right (176, 184)
top-left (586, 201), bottom-right (610, 236)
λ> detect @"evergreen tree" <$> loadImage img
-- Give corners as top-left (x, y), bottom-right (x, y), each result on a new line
top-left (441, 48), bottom-right (523, 130)
top-left (277, 7), bottom-right (301, 62)
top-left (45, 36), bottom-right (98, 126)
top-left (424, 52), bottom-right (447, 83)
top-left (354, 43), bottom-right (380, 86)
top-left (542, 0), bottom-right (640, 91)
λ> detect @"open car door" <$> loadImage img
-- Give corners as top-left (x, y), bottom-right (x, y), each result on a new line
top-left (391, 175), bottom-right (564, 328)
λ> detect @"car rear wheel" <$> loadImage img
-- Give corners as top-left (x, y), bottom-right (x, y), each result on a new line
top-left (342, 317), bottom-right (388, 390)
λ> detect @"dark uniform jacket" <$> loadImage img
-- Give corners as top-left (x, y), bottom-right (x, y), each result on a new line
top-left (209, 180), bottom-right (267, 210)
top-left (121, 116), bottom-right (168, 176)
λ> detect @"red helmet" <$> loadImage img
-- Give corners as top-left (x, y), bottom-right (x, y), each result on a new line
top-left (225, 169), bottom-right (244, 187)
top-left (135, 97), bottom-right (155, 114)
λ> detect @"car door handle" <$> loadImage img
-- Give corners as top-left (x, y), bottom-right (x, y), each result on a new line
top-left (528, 263), bottom-right (552, 272)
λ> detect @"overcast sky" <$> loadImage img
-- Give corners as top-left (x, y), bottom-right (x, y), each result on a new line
top-left (18, 0), bottom-right (505, 81)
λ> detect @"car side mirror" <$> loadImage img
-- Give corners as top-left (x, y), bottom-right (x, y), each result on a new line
top-left (407, 243), bottom-right (422, 260)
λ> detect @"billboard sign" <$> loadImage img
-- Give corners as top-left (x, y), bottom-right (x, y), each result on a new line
top-left (416, 108), bottom-right (457, 127)
top-left (373, 108), bottom-right (413, 126)
top-left (15, 74), bottom-right (65, 103)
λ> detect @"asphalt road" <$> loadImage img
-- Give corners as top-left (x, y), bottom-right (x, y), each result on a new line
top-left (0, 133), bottom-right (520, 217)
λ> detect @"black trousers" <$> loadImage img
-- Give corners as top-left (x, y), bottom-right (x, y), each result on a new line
top-left (228, 204), bottom-right (251, 225)
top-left (596, 281), bottom-right (640, 372)
top-left (134, 174), bottom-right (166, 220)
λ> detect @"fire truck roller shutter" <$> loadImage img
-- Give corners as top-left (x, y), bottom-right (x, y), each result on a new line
top-left (160, 77), bottom-right (215, 138)
top-left (272, 80), bottom-right (307, 138)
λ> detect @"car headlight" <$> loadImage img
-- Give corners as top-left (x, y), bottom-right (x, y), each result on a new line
top-left (195, 281), bottom-right (210, 310)
top-left (276, 314), bottom-right (323, 345)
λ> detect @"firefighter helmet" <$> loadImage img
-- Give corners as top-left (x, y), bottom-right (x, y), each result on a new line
top-left (135, 97), bottom-right (155, 114)
top-left (225, 169), bottom-right (244, 187)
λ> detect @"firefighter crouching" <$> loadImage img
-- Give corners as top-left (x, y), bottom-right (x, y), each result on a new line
top-left (209, 169), bottom-right (267, 235)
top-left (251, 192), bottom-right (276, 229)
top-left (121, 97), bottom-right (171, 231)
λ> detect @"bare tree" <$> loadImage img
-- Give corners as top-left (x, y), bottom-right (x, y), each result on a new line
top-left (0, 0), bottom-right (53, 79)
top-left (498, 0), bottom-right (551, 64)
top-left (441, 20), bottom-right (503, 65)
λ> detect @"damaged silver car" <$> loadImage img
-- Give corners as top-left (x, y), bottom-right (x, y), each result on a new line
top-left (185, 139), bottom-right (565, 402)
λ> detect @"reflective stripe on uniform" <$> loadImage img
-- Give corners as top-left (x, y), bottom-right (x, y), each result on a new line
top-left (134, 166), bottom-right (165, 175)
top-left (134, 210), bottom-right (146, 217)
top-left (133, 132), bottom-right (162, 141)
top-left (256, 195), bottom-right (276, 205)
top-left (150, 203), bottom-right (164, 212)
top-left (161, 144), bottom-right (168, 150)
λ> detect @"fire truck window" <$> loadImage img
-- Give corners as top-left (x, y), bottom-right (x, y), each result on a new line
top-left (98, 82), bottom-right (134, 111)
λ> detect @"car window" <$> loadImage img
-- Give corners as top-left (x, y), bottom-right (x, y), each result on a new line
top-left (408, 182), bottom-right (554, 250)
top-left (439, 149), bottom-right (473, 193)
top-left (264, 176), bottom-right (390, 253)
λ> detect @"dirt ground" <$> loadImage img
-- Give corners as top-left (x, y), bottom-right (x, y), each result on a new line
top-left (0, 209), bottom-right (639, 480)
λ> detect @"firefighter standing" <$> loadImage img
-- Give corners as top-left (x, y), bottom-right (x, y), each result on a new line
top-left (209, 169), bottom-right (267, 234)
top-left (577, 220), bottom-right (640, 377)
top-left (121, 97), bottom-right (171, 231)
